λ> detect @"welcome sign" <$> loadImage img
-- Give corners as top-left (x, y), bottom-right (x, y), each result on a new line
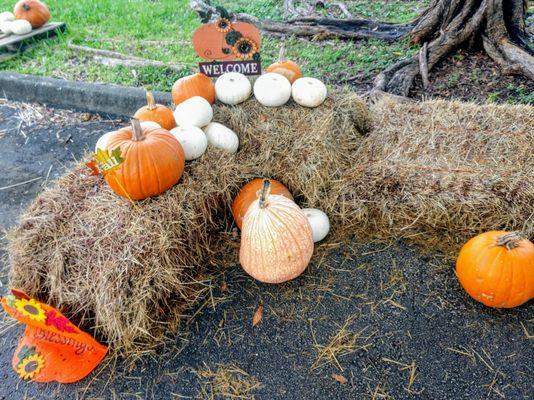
top-left (199, 60), bottom-right (261, 77)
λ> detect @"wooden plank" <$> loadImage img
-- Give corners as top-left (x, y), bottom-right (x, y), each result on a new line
top-left (0, 22), bottom-right (66, 50)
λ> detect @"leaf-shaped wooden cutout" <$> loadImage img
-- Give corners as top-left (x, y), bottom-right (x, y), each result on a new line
top-left (252, 304), bottom-right (263, 327)
top-left (332, 373), bottom-right (348, 384)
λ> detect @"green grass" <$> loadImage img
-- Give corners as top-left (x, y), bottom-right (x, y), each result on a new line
top-left (0, 0), bottom-right (421, 91)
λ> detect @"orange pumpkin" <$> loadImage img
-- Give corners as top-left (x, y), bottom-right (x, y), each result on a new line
top-left (172, 73), bottom-right (215, 106)
top-left (134, 88), bottom-right (176, 131)
top-left (456, 231), bottom-right (534, 308)
top-left (266, 44), bottom-right (302, 84)
top-left (240, 179), bottom-right (313, 283)
top-left (14, 0), bottom-right (50, 28)
top-left (232, 178), bottom-right (293, 230)
top-left (105, 119), bottom-right (185, 200)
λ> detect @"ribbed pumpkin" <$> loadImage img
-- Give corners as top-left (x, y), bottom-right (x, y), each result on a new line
top-left (134, 88), bottom-right (176, 131)
top-left (265, 44), bottom-right (302, 84)
top-left (232, 178), bottom-right (293, 229)
top-left (172, 73), bottom-right (215, 106)
top-left (105, 119), bottom-right (185, 200)
top-left (240, 179), bottom-right (314, 284)
top-left (456, 231), bottom-right (534, 308)
top-left (14, 0), bottom-right (50, 28)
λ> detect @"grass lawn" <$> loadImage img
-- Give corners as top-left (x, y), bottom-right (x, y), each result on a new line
top-left (0, 0), bottom-right (425, 91)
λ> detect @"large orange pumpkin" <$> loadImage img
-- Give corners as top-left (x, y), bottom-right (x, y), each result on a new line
top-left (105, 119), bottom-right (185, 200)
top-left (134, 88), bottom-right (176, 131)
top-left (265, 44), bottom-right (302, 84)
top-left (14, 0), bottom-right (50, 28)
top-left (232, 178), bottom-right (293, 230)
top-left (240, 179), bottom-right (314, 284)
top-left (456, 231), bottom-right (534, 308)
top-left (172, 73), bottom-right (215, 106)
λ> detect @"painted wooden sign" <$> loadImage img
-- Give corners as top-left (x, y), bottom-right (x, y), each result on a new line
top-left (199, 60), bottom-right (261, 77)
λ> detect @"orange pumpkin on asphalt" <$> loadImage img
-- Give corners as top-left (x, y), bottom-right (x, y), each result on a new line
top-left (105, 119), bottom-right (185, 200)
top-left (239, 179), bottom-right (313, 284)
top-left (456, 231), bottom-right (534, 308)
top-left (134, 88), bottom-right (176, 131)
top-left (172, 73), bottom-right (215, 106)
top-left (232, 178), bottom-right (293, 230)
top-left (14, 0), bottom-right (50, 28)
top-left (266, 44), bottom-right (302, 84)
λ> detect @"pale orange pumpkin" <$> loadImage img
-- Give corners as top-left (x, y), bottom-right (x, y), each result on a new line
top-left (232, 178), bottom-right (293, 230)
top-left (239, 179), bottom-right (314, 284)
top-left (456, 231), bottom-right (534, 308)
top-left (14, 0), bottom-right (50, 28)
top-left (265, 44), bottom-right (302, 84)
top-left (134, 88), bottom-right (176, 131)
top-left (172, 73), bottom-right (215, 106)
top-left (105, 119), bottom-right (185, 200)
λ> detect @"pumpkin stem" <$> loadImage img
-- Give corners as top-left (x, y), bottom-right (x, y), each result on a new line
top-left (145, 86), bottom-right (156, 110)
top-left (23, 4), bottom-right (30, 11)
top-left (258, 179), bottom-right (271, 209)
top-left (130, 118), bottom-right (145, 141)
top-left (496, 231), bottom-right (524, 250)
top-left (278, 43), bottom-right (286, 62)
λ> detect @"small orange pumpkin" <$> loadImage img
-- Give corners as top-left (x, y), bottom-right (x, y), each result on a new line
top-left (240, 179), bottom-right (313, 284)
top-left (266, 44), bottom-right (302, 84)
top-left (172, 73), bottom-right (215, 106)
top-left (232, 178), bottom-right (293, 230)
top-left (105, 119), bottom-right (185, 200)
top-left (14, 0), bottom-right (50, 28)
top-left (456, 231), bottom-right (534, 308)
top-left (134, 88), bottom-right (176, 131)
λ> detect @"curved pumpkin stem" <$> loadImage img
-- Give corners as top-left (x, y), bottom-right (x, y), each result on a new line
top-left (258, 179), bottom-right (271, 209)
top-left (278, 43), bottom-right (286, 63)
top-left (145, 86), bottom-right (156, 111)
top-left (130, 118), bottom-right (145, 141)
top-left (23, 4), bottom-right (31, 11)
top-left (497, 231), bottom-right (524, 250)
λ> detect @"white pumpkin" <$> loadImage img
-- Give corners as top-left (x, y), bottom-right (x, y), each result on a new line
top-left (215, 72), bottom-right (251, 105)
top-left (0, 12), bottom-right (15, 22)
top-left (139, 121), bottom-right (161, 130)
top-left (94, 122), bottom-right (161, 151)
top-left (173, 96), bottom-right (213, 127)
top-left (253, 73), bottom-right (291, 107)
top-left (170, 126), bottom-right (208, 161)
top-left (0, 20), bottom-right (12, 35)
top-left (291, 77), bottom-right (327, 108)
top-left (302, 208), bottom-right (330, 243)
top-left (10, 19), bottom-right (32, 35)
top-left (203, 122), bottom-right (239, 154)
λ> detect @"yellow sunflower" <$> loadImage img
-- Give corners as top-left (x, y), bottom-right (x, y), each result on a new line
top-left (232, 37), bottom-right (258, 59)
top-left (215, 17), bottom-right (232, 33)
top-left (15, 298), bottom-right (46, 322)
top-left (17, 353), bottom-right (45, 380)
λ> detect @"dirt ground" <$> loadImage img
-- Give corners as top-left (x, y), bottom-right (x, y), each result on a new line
top-left (0, 100), bottom-right (533, 399)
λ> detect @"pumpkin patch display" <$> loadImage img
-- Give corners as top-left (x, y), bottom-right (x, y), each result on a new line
top-left (265, 44), bottom-right (302, 84)
top-left (13, 0), bottom-right (50, 28)
top-left (302, 208), bottom-right (330, 243)
top-left (240, 179), bottom-right (314, 284)
top-left (134, 88), bottom-right (176, 131)
top-left (203, 122), bottom-right (239, 154)
top-left (215, 72), bottom-right (251, 105)
top-left (253, 73), bottom-right (291, 107)
top-left (170, 126), bottom-right (208, 161)
top-left (292, 77), bottom-right (327, 108)
top-left (172, 73), bottom-right (215, 106)
top-left (456, 231), bottom-right (534, 308)
top-left (173, 96), bottom-right (213, 128)
top-left (104, 119), bottom-right (185, 200)
top-left (232, 178), bottom-right (293, 230)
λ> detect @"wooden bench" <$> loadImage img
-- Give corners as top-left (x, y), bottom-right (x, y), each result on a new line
top-left (0, 22), bottom-right (66, 61)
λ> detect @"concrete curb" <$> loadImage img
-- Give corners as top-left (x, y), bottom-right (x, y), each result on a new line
top-left (0, 72), bottom-right (172, 117)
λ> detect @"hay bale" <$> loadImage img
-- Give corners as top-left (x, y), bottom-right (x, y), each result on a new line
top-left (336, 99), bottom-right (534, 255)
top-left (7, 92), bottom-right (369, 350)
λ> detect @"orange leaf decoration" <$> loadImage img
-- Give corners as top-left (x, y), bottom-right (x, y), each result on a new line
top-left (252, 303), bottom-right (263, 327)
top-left (2, 290), bottom-right (108, 383)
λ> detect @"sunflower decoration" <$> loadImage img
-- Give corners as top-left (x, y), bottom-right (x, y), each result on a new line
top-left (232, 37), bottom-right (258, 59)
top-left (15, 298), bottom-right (46, 322)
top-left (215, 17), bottom-right (232, 33)
top-left (225, 30), bottom-right (242, 46)
top-left (17, 352), bottom-right (45, 380)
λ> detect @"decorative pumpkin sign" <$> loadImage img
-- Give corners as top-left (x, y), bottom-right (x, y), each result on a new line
top-left (232, 178), bottom-right (293, 230)
top-left (13, 0), bottom-right (50, 29)
top-left (456, 231), bottom-right (534, 308)
top-left (265, 44), bottom-right (302, 84)
top-left (104, 119), bottom-right (185, 200)
top-left (172, 73), bottom-right (215, 106)
top-left (240, 179), bottom-right (314, 284)
top-left (133, 88), bottom-right (176, 131)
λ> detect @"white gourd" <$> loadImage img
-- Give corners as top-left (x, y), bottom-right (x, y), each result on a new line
top-left (302, 208), bottom-right (330, 242)
top-left (94, 122), bottom-right (161, 152)
top-left (0, 20), bottom-right (12, 35)
top-left (291, 77), bottom-right (327, 108)
top-left (0, 11), bottom-right (15, 22)
top-left (203, 122), bottom-right (239, 154)
top-left (170, 126), bottom-right (208, 161)
top-left (215, 72), bottom-right (251, 105)
top-left (173, 96), bottom-right (213, 127)
top-left (10, 19), bottom-right (32, 35)
top-left (253, 73), bottom-right (291, 107)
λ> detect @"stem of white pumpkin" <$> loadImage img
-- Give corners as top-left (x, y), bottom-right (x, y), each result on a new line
top-left (496, 231), bottom-right (523, 250)
top-left (131, 118), bottom-right (145, 141)
top-left (278, 43), bottom-right (286, 63)
top-left (145, 86), bottom-right (156, 111)
top-left (258, 179), bottom-right (271, 209)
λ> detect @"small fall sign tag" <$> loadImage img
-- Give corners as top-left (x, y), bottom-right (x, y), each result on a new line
top-left (193, 6), bottom-right (262, 77)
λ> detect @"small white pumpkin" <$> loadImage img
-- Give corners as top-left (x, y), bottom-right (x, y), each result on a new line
top-left (203, 122), bottom-right (239, 154)
top-left (170, 126), bottom-right (208, 161)
top-left (215, 72), bottom-right (251, 105)
top-left (0, 11), bottom-right (15, 22)
top-left (10, 19), bottom-right (32, 35)
top-left (302, 208), bottom-right (330, 243)
top-left (0, 20), bottom-right (12, 35)
top-left (139, 121), bottom-right (162, 130)
top-left (173, 96), bottom-right (213, 127)
top-left (253, 73), bottom-right (291, 107)
top-left (291, 77), bottom-right (327, 108)
top-left (95, 122), bottom-right (161, 151)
